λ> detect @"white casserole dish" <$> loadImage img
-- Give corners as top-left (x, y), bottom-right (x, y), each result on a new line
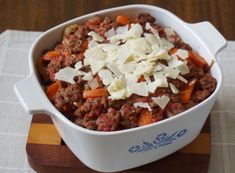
top-left (14, 4), bottom-right (226, 172)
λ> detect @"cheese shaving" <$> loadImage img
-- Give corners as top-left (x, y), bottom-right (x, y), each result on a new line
top-left (169, 83), bottom-right (179, 94)
top-left (152, 95), bottom-right (170, 109)
top-left (54, 67), bottom-right (78, 84)
top-left (88, 31), bottom-right (104, 42)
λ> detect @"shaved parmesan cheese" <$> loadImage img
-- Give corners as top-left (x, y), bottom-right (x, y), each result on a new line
top-left (88, 31), bottom-right (104, 42)
top-left (108, 89), bottom-right (126, 100)
top-left (55, 67), bottom-right (78, 84)
top-left (88, 78), bottom-right (99, 89)
top-left (128, 23), bottom-right (143, 38)
top-left (168, 55), bottom-right (189, 75)
top-left (147, 48), bottom-right (171, 62)
top-left (125, 73), bottom-right (138, 83)
top-left (108, 76), bottom-right (127, 100)
top-left (89, 58), bottom-right (105, 75)
top-left (159, 38), bottom-right (174, 51)
top-left (120, 62), bottom-right (137, 74)
top-left (106, 63), bottom-right (122, 75)
top-left (148, 80), bottom-right (162, 93)
top-left (82, 72), bottom-right (93, 81)
top-left (99, 44), bottom-right (118, 52)
top-left (176, 62), bottom-right (190, 75)
top-left (130, 38), bottom-right (152, 55)
top-left (127, 82), bottom-right (149, 96)
top-left (84, 46), bottom-right (106, 60)
top-left (153, 64), bottom-right (162, 72)
top-left (163, 67), bottom-right (180, 79)
top-left (143, 74), bottom-right (151, 84)
top-left (168, 55), bottom-right (183, 68)
top-left (169, 83), bottom-right (179, 94)
top-left (134, 61), bottom-right (154, 76)
top-left (153, 72), bottom-right (168, 87)
top-left (98, 69), bottom-right (113, 85)
top-left (164, 27), bottom-right (175, 42)
top-left (174, 49), bottom-right (189, 60)
top-left (104, 28), bottom-right (116, 38)
top-left (74, 61), bottom-right (83, 70)
top-left (144, 33), bottom-right (159, 45)
top-left (108, 76), bottom-right (126, 92)
top-left (108, 23), bottom-right (143, 43)
top-left (145, 23), bottom-right (160, 38)
top-left (177, 75), bottom-right (188, 83)
top-left (116, 46), bottom-right (130, 64)
top-left (83, 57), bottom-right (89, 66)
top-left (152, 95), bottom-right (170, 109)
top-left (88, 40), bottom-right (98, 48)
top-left (133, 102), bottom-right (152, 111)
top-left (116, 25), bottom-right (128, 34)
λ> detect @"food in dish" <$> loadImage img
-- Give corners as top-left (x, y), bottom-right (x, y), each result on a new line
top-left (37, 13), bottom-right (216, 131)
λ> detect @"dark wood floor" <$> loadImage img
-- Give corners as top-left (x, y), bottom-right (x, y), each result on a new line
top-left (0, 0), bottom-right (234, 39)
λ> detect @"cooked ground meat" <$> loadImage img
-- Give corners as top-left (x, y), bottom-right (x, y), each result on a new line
top-left (75, 97), bottom-right (108, 119)
top-left (192, 90), bottom-right (209, 103)
top-left (167, 103), bottom-right (184, 115)
top-left (46, 56), bottom-right (65, 81)
top-left (137, 13), bottom-right (156, 25)
top-left (62, 25), bottom-right (89, 54)
top-left (39, 13), bottom-right (217, 131)
top-left (199, 73), bottom-right (217, 93)
top-left (87, 16), bottom-right (117, 36)
top-left (54, 83), bottom-right (84, 114)
top-left (186, 59), bottom-right (205, 79)
top-left (96, 108), bottom-right (120, 131)
top-left (120, 104), bottom-right (141, 129)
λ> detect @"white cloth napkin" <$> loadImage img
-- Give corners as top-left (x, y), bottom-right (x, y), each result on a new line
top-left (0, 30), bottom-right (235, 173)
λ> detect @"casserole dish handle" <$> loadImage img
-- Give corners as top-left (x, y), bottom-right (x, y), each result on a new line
top-left (188, 22), bottom-right (227, 56)
top-left (14, 75), bottom-right (53, 115)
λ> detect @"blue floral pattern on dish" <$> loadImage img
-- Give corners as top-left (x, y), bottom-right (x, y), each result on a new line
top-left (128, 129), bottom-right (187, 153)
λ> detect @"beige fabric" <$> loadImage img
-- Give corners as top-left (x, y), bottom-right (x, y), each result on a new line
top-left (0, 30), bottom-right (234, 173)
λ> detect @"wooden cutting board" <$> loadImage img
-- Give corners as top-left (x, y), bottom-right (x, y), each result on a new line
top-left (26, 114), bottom-right (211, 173)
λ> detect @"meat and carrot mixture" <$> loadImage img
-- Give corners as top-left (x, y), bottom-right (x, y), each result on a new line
top-left (37, 13), bottom-right (216, 131)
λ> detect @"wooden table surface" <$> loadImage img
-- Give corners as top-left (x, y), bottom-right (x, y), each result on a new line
top-left (0, 0), bottom-right (234, 40)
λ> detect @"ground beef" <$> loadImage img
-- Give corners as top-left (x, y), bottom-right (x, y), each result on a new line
top-left (87, 16), bottom-right (117, 36)
top-left (192, 90), bottom-right (209, 103)
top-left (199, 73), bottom-right (217, 93)
top-left (186, 60), bottom-right (205, 79)
top-left (167, 78), bottom-right (186, 89)
top-left (63, 54), bottom-right (84, 67)
top-left (137, 13), bottom-right (156, 25)
top-left (174, 40), bottom-right (192, 51)
top-left (75, 97), bottom-right (108, 120)
top-left (152, 24), bottom-right (167, 38)
top-left (62, 25), bottom-right (88, 54)
top-left (167, 102), bottom-right (184, 115)
top-left (96, 108), bottom-right (120, 131)
top-left (46, 56), bottom-right (64, 81)
top-left (120, 104), bottom-right (141, 129)
top-left (54, 83), bottom-right (83, 114)
top-left (108, 99), bottom-right (126, 109)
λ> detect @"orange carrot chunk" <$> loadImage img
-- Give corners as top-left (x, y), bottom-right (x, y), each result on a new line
top-left (83, 88), bottom-right (109, 99)
top-left (188, 51), bottom-right (207, 67)
top-left (42, 51), bottom-right (60, 61)
top-left (46, 82), bottom-right (59, 100)
top-left (116, 15), bottom-right (130, 25)
top-left (180, 79), bottom-right (198, 103)
top-left (138, 110), bottom-right (154, 126)
top-left (169, 48), bottom-right (178, 55)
